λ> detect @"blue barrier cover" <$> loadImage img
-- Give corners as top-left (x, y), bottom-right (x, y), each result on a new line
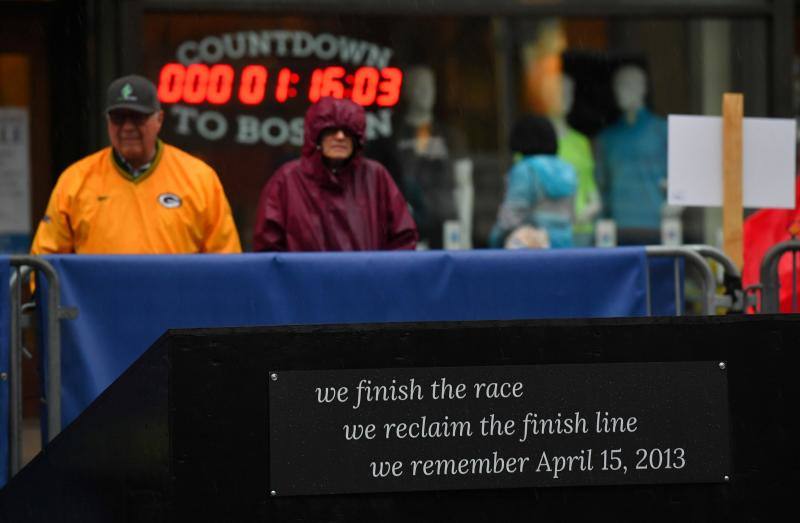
top-left (649, 257), bottom-right (685, 316)
top-left (0, 257), bottom-right (10, 487)
top-left (43, 248), bottom-right (652, 430)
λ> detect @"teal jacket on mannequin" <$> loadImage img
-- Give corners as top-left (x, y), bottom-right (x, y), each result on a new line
top-left (595, 107), bottom-right (667, 230)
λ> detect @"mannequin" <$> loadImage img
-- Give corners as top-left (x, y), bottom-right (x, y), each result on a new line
top-left (395, 66), bottom-right (473, 249)
top-left (404, 66), bottom-right (436, 130)
top-left (595, 64), bottom-right (670, 245)
top-left (614, 65), bottom-right (647, 125)
top-left (549, 74), bottom-right (600, 247)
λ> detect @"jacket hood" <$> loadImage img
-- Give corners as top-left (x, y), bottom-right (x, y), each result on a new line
top-left (302, 97), bottom-right (366, 158)
top-left (522, 155), bottom-right (576, 198)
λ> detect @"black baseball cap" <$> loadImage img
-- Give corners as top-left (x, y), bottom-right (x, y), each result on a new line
top-left (106, 74), bottom-right (161, 114)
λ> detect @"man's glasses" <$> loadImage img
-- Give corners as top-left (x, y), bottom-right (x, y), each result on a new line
top-left (108, 111), bottom-right (151, 126)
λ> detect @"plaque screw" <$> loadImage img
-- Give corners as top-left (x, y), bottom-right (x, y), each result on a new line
top-left (724, 475), bottom-right (730, 482)
top-left (270, 490), bottom-right (277, 496)
top-left (718, 362), bottom-right (727, 370)
top-left (0, 373), bottom-right (7, 381)
top-left (270, 373), bottom-right (278, 381)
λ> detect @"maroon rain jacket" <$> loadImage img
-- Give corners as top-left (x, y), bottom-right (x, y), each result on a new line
top-left (253, 97), bottom-right (418, 252)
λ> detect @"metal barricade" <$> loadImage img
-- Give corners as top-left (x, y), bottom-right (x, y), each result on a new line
top-left (8, 256), bottom-right (74, 477)
top-left (759, 239), bottom-right (800, 313)
top-left (684, 244), bottom-right (745, 314)
top-left (644, 246), bottom-right (717, 316)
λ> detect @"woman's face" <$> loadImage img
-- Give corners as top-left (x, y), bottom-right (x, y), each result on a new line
top-left (320, 128), bottom-right (354, 162)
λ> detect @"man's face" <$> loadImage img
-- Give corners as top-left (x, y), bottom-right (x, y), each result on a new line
top-left (107, 109), bottom-right (164, 167)
top-left (319, 128), bottom-right (354, 163)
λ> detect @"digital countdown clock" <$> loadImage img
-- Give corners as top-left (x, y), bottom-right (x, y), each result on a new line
top-left (157, 63), bottom-right (403, 107)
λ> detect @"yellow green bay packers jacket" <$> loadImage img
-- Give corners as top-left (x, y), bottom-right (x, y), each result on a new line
top-left (31, 142), bottom-right (241, 254)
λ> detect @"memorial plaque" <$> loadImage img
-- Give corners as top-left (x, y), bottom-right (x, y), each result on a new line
top-left (269, 362), bottom-right (730, 496)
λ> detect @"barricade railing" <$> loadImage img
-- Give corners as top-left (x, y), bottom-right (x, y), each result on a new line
top-left (759, 239), bottom-right (800, 313)
top-left (684, 244), bottom-right (745, 313)
top-left (644, 246), bottom-right (718, 316)
top-left (8, 256), bottom-right (71, 478)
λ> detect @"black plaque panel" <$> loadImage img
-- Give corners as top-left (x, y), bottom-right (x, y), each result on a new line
top-left (269, 362), bottom-right (729, 496)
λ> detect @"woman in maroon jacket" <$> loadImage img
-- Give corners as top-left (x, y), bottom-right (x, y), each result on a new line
top-left (253, 97), bottom-right (418, 252)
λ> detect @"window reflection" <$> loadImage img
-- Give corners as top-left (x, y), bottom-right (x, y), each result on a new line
top-left (141, 12), bottom-right (770, 250)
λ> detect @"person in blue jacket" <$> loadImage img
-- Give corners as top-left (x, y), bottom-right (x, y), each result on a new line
top-left (489, 115), bottom-right (577, 248)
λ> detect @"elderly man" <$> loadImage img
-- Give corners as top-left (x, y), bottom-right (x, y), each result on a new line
top-left (31, 74), bottom-right (241, 254)
top-left (253, 97), bottom-right (417, 251)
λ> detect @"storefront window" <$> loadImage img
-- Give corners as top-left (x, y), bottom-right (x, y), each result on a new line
top-left (142, 9), bottom-right (773, 250)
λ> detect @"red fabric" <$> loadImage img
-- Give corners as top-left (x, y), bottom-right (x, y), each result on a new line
top-left (253, 97), bottom-right (418, 252)
top-left (742, 176), bottom-right (800, 312)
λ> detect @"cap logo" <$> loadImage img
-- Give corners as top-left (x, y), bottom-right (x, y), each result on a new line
top-left (158, 193), bottom-right (182, 209)
top-left (120, 83), bottom-right (138, 101)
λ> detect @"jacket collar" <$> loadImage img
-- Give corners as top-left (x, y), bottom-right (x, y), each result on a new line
top-left (110, 139), bottom-right (163, 183)
top-left (301, 149), bottom-right (361, 191)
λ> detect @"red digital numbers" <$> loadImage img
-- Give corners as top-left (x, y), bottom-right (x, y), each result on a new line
top-left (159, 63), bottom-right (234, 105)
top-left (376, 67), bottom-right (402, 107)
top-left (309, 66), bottom-right (401, 107)
top-left (183, 64), bottom-right (208, 104)
top-left (351, 67), bottom-right (380, 106)
top-left (308, 66), bottom-right (345, 101)
top-left (206, 64), bottom-right (234, 105)
top-left (157, 63), bottom-right (185, 103)
top-left (308, 69), bottom-right (323, 102)
top-left (157, 63), bottom-right (403, 107)
top-left (275, 68), bottom-right (300, 103)
top-left (239, 65), bottom-right (268, 105)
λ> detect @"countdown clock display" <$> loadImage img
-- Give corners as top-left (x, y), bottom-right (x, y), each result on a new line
top-left (157, 63), bottom-right (403, 107)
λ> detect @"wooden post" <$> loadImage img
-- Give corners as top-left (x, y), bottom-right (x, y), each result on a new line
top-left (722, 93), bottom-right (744, 269)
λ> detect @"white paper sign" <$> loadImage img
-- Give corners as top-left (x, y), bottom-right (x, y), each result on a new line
top-left (0, 107), bottom-right (31, 233)
top-left (667, 114), bottom-right (796, 209)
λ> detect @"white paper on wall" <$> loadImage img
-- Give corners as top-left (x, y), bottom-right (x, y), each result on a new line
top-left (0, 107), bottom-right (31, 233)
